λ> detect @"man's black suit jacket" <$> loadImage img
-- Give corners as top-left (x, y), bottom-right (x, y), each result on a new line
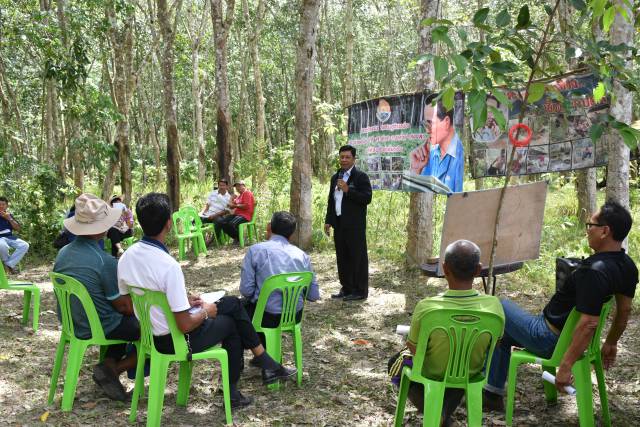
top-left (325, 167), bottom-right (372, 229)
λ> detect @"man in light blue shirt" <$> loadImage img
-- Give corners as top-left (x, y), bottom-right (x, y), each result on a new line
top-left (409, 98), bottom-right (464, 192)
top-left (240, 211), bottom-right (320, 345)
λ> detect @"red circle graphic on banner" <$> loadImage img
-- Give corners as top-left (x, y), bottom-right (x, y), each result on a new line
top-left (508, 123), bottom-right (532, 147)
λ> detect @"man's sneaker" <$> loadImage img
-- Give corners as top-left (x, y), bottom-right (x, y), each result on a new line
top-left (230, 391), bottom-right (253, 409)
top-left (262, 366), bottom-right (297, 385)
top-left (92, 363), bottom-right (127, 401)
top-left (482, 389), bottom-right (505, 412)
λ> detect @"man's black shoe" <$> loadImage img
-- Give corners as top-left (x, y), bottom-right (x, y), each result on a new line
top-left (92, 363), bottom-right (127, 401)
top-left (230, 391), bottom-right (253, 409)
top-left (331, 290), bottom-right (349, 299)
top-left (343, 294), bottom-right (367, 301)
top-left (482, 389), bottom-right (505, 412)
top-left (262, 366), bottom-right (297, 385)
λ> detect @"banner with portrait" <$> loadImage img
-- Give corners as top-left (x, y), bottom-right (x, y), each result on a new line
top-left (347, 92), bottom-right (465, 194)
top-left (471, 73), bottom-right (608, 178)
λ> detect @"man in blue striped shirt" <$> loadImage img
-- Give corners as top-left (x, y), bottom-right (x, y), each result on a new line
top-left (240, 211), bottom-right (320, 346)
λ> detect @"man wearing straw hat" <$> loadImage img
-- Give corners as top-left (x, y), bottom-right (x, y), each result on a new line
top-left (54, 193), bottom-right (140, 402)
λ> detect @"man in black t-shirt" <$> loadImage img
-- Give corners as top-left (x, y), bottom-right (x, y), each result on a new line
top-left (483, 200), bottom-right (638, 411)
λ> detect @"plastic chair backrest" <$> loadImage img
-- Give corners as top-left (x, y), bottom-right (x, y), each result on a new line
top-left (411, 308), bottom-right (504, 385)
top-left (252, 272), bottom-right (313, 330)
top-left (171, 211), bottom-right (191, 236)
top-left (547, 297), bottom-right (613, 365)
top-left (49, 272), bottom-right (109, 341)
top-left (181, 208), bottom-right (204, 230)
top-left (179, 205), bottom-right (199, 217)
top-left (127, 285), bottom-right (189, 358)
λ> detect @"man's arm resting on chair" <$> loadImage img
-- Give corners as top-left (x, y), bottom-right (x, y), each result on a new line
top-left (112, 294), bottom-right (134, 316)
top-left (555, 313), bottom-right (599, 391)
top-left (601, 294), bottom-right (632, 369)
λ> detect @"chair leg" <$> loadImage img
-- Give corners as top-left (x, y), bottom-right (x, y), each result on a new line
top-left (176, 361), bottom-right (193, 406)
top-left (573, 359), bottom-right (595, 427)
top-left (238, 225), bottom-right (245, 248)
top-left (264, 329), bottom-right (282, 390)
top-left (293, 326), bottom-right (303, 386)
top-left (505, 358), bottom-right (522, 426)
top-left (394, 372), bottom-right (410, 427)
top-left (178, 238), bottom-right (186, 261)
top-left (423, 381), bottom-right (445, 427)
top-left (593, 358), bottom-right (611, 427)
top-left (197, 233), bottom-right (207, 255)
top-left (61, 342), bottom-right (88, 411)
top-left (31, 288), bottom-right (40, 332)
top-left (21, 289), bottom-right (31, 326)
top-left (48, 338), bottom-right (68, 405)
top-left (466, 383), bottom-right (483, 427)
top-left (542, 365), bottom-right (558, 403)
top-left (216, 353), bottom-right (233, 425)
top-left (129, 350), bottom-right (148, 423)
top-left (147, 358), bottom-right (170, 427)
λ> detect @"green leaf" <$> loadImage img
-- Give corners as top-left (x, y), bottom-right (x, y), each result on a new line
top-left (492, 90), bottom-right (511, 107)
top-left (602, 6), bottom-right (616, 32)
top-left (489, 61), bottom-right (519, 74)
top-left (432, 26), bottom-right (454, 47)
top-left (416, 53), bottom-right (433, 65)
top-left (489, 106), bottom-right (507, 130)
top-left (527, 82), bottom-right (546, 103)
top-left (472, 68), bottom-right (486, 87)
top-left (495, 9), bottom-right (511, 27)
top-left (473, 8), bottom-right (490, 26)
top-left (592, 0), bottom-right (606, 17)
top-left (544, 5), bottom-right (553, 15)
top-left (442, 87), bottom-right (455, 111)
top-left (421, 17), bottom-right (436, 27)
top-left (570, 0), bottom-right (587, 11)
top-left (619, 128), bottom-right (639, 150)
top-left (434, 56), bottom-right (449, 81)
top-left (593, 82), bottom-right (606, 103)
top-left (589, 123), bottom-right (604, 141)
top-left (469, 90), bottom-right (488, 131)
top-left (516, 5), bottom-right (530, 29)
top-left (452, 54), bottom-right (468, 73)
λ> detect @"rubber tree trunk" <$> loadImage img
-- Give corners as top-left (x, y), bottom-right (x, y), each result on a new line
top-left (289, 0), bottom-right (321, 250)
top-left (406, 0), bottom-right (436, 267)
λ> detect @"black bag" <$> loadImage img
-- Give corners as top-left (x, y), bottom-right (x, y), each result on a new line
top-left (555, 257), bottom-right (583, 292)
top-left (53, 231), bottom-right (71, 249)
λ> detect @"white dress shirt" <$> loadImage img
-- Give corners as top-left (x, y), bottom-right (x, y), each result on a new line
top-left (334, 166), bottom-right (353, 217)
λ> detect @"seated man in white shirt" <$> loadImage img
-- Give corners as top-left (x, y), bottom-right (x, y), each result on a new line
top-left (118, 192), bottom-right (296, 409)
top-left (200, 179), bottom-right (232, 224)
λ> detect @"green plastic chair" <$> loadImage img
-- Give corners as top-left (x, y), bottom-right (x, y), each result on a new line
top-left (219, 203), bottom-right (257, 247)
top-left (251, 272), bottom-right (313, 389)
top-left (506, 298), bottom-right (614, 427)
top-left (48, 272), bottom-right (137, 411)
top-left (182, 205), bottom-right (222, 248)
top-left (0, 263), bottom-right (40, 331)
top-left (172, 210), bottom-right (206, 260)
top-left (127, 285), bottom-right (232, 426)
top-left (394, 309), bottom-right (505, 427)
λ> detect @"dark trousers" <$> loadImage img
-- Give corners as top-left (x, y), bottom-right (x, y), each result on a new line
top-left (107, 228), bottom-right (133, 256)
top-left (154, 296), bottom-right (261, 384)
top-left (334, 220), bottom-right (369, 296)
top-left (216, 215), bottom-right (248, 240)
top-left (387, 352), bottom-right (464, 416)
top-left (242, 299), bottom-right (303, 347)
top-left (104, 315), bottom-right (140, 361)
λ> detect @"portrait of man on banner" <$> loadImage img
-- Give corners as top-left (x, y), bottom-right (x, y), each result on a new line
top-left (409, 94), bottom-right (464, 192)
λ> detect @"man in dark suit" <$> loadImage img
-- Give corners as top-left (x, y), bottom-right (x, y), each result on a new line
top-left (324, 145), bottom-right (372, 301)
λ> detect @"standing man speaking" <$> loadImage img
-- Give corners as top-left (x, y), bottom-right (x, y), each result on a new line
top-left (324, 145), bottom-right (372, 301)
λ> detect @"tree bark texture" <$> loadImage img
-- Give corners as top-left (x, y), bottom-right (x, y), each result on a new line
top-left (210, 0), bottom-right (235, 182)
top-left (290, 0), bottom-right (321, 250)
top-left (158, 0), bottom-right (183, 210)
top-left (606, 1), bottom-right (633, 210)
top-left (406, 0), bottom-right (436, 267)
top-left (342, 0), bottom-right (353, 108)
top-left (106, 0), bottom-right (136, 206)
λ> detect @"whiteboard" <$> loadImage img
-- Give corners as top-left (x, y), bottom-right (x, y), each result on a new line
top-left (438, 181), bottom-right (547, 273)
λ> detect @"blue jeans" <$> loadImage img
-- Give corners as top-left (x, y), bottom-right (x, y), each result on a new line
top-left (0, 237), bottom-right (29, 269)
top-left (485, 298), bottom-right (559, 394)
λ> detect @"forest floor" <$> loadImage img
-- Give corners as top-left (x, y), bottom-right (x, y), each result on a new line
top-left (1, 246), bottom-right (639, 427)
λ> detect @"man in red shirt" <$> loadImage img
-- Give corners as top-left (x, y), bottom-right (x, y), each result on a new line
top-left (216, 180), bottom-right (255, 242)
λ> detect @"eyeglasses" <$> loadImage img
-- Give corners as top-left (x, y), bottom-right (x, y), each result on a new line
top-left (585, 222), bottom-right (606, 229)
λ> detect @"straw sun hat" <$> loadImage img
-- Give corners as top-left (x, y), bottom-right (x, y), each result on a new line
top-left (63, 193), bottom-right (122, 236)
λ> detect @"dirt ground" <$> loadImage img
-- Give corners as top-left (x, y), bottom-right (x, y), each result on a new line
top-left (1, 246), bottom-right (638, 426)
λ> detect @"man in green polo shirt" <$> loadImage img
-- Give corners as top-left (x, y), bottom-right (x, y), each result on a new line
top-left (388, 240), bottom-right (504, 426)
top-left (54, 193), bottom-right (140, 402)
